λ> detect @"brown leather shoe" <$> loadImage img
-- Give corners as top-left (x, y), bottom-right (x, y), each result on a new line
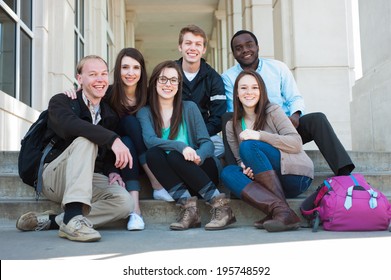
top-left (170, 197), bottom-right (201, 230)
top-left (205, 194), bottom-right (236, 230)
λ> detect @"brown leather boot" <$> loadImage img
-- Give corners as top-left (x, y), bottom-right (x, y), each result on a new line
top-left (241, 181), bottom-right (300, 232)
top-left (252, 170), bottom-right (298, 230)
top-left (254, 170), bottom-right (285, 200)
top-left (253, 214), bottom-right (272, 229)
top-left (170, 197), bottom-right (201, 230)
top-left (205, 194), bottom-right (236, 230)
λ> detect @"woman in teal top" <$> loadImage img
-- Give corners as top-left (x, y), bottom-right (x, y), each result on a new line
top-left (137, 60), bottom-right (236, 231)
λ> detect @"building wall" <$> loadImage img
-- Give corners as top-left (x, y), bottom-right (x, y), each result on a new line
top-left (220, 0), bottom-right (354, 149)
top-left (0, 0), bottom-right (367, 151)
top-left (351, 0), bottom-right (391, 151)
top-left (0, 0), bottom-right (127, 151)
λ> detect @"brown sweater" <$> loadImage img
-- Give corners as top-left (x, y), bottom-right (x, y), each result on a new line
top-left (226, 103), bottom-right (314, 178)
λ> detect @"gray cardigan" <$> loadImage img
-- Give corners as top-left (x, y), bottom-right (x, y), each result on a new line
top-left (226, 103), bottom-right (314, 179)
top-left (136, 101), bottom-right (214, 165)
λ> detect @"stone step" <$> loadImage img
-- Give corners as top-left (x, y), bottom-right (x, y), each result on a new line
top-left (0, 198), bottom-right (307, 226)
top-left (2, 150), bottom-right (391, 173)
top-left (2, 170), bottom-right (391, 200)
top-left (1, 150), bottom-right (391, 226)
top-left (304, 150), bottom-right (391, 172)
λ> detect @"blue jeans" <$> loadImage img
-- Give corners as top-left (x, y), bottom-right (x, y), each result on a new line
top-left (221, 140), bottom-right (312, 198)
top-left (117, 115), bottom-right (148, 192)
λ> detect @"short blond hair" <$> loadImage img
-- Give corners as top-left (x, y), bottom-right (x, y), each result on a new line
top-left (76, 55), bottom-right (108, 74)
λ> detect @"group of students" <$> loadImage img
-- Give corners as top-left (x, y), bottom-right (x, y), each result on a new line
top-left (15, 25), bottom-right (355, 242)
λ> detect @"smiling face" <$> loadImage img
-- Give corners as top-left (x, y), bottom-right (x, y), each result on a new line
top-left (178, 32), bottom-right (206, 64)
top-left (237, 74), bottom-right (260, 111)
top-left (77, 58), bottom-right (109, 104)
top-left (156, 67), bottom-right (180, 101)
top-left (232, 33), bottom-right (260, 69)
top-left (120, 56), bottom-right (141, 89)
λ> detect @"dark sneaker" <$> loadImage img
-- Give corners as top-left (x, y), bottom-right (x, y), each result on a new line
top-left (16, 210), bottom-right (56, 231)
top-left (58, 215), bottom-right (101, 242)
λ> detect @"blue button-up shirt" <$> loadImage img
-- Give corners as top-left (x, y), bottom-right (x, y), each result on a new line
top-left (221, 58), bottom-right (305, 116)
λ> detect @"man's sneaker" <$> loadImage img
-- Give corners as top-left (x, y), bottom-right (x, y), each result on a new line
top-left (16, 210), bottom-right (56, 231)
top-left (127, 212), bottom-right (145, 231)
top-left (58, 215), bottom-right (101, 242)
top-left (153, 188), bottom-right (174, 202)
top-left (55, 213), bottom-right (64, 226)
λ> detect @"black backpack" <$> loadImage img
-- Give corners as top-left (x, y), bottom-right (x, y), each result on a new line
top-left (18, 100), bottom-right (80, 200)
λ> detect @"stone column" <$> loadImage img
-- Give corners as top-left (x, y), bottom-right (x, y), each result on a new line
top-left (351, 0), bottom-right (391, 151)
top-left (273, 0), bottom-right (354, 149)
top-left (215, 10), bottom-right (228, 72)
top-left (243, 0), bottom-right (274, 58)
top-left (46, 0), bottom-right (75, 98)
top-left (126, 11), bottom-right (137, 48)
top-left (225, 0), bottom-right (243, 67)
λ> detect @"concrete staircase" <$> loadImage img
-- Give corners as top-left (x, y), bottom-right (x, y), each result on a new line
top-left (1, 150), bottom-right (390, 226)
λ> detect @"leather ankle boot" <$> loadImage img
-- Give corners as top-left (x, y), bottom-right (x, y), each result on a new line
top-left (205, 194), bottom-right (236, 230)
top-left (170, 197), bottom-right (201, 230)
top-left (241, 181), bottom-right (300, 232)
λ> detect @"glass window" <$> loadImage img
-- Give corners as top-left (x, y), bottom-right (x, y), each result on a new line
top-left (0, 1), bottom-right (33, 105)
top-left (20, 29), bottom-right (32, 105)
top-left (3, 0), bottom-right (16, 13)
top-left (0, 7), bottom-right (16, 97)
top-left (74, 0), bottom-right (85, 77)
top-left (20, 0), bottom-right (32, 29)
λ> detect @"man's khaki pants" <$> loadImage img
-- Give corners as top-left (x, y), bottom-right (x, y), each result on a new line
top-left (42, 137), bottom-right (134, 228)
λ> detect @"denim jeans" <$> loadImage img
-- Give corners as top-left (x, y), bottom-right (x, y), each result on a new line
top-left (116, 115), bottom-right (148, 191)
top-left (221, 140), bottom-right (312, 198)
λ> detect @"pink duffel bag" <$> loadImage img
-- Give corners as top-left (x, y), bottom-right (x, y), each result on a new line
top-left (300, 173), bottom-right (391, 231)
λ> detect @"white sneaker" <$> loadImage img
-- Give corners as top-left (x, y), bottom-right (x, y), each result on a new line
top-left (55, 213), bottom-right (64, 226)
top-left (127, 213), bottom-right (145, 231)
top-left (153, 188), bottom-right (175, 202)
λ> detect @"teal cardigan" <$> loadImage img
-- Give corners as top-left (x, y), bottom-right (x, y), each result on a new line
top-left (136, 101), bottom-right (214, 165)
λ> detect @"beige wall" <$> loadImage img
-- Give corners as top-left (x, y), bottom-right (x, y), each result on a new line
top-left (351, 0), bottom-right (391, 151)
top-left (216, 0), bottom-right (354, 149)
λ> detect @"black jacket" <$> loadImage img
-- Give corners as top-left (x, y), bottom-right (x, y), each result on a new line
top-left (176, 58), bottom-right (227, 136)
top-left (45, 91), bottom-right (120, 175)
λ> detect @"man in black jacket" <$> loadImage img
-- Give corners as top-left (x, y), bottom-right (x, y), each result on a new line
top-left (176, 25), bottom-right (227, 158)
top-left (16, 55), bottom-right (134, 242)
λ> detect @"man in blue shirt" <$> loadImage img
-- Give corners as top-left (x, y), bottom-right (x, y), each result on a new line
top-left (221, 30), bottom-right (354, 176)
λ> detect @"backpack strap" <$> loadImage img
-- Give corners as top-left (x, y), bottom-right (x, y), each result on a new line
top-left (344, 186), bottom-right (354, 210)
top-left (300, 180), bottom-right (333, 232)
top-left (35, 137), bottom-right (57, 201)
top-left (367, 189), bottom-right (378, 209)
top-left (349, 174), bottom-right (359, 186)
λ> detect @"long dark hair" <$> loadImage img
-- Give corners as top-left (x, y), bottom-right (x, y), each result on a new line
top-left (110, 48), bottom-right (147, 116)
top-left (232, 70), bottom-right (270, 132)
top-left (148, 60), bottom-right (183, 139)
